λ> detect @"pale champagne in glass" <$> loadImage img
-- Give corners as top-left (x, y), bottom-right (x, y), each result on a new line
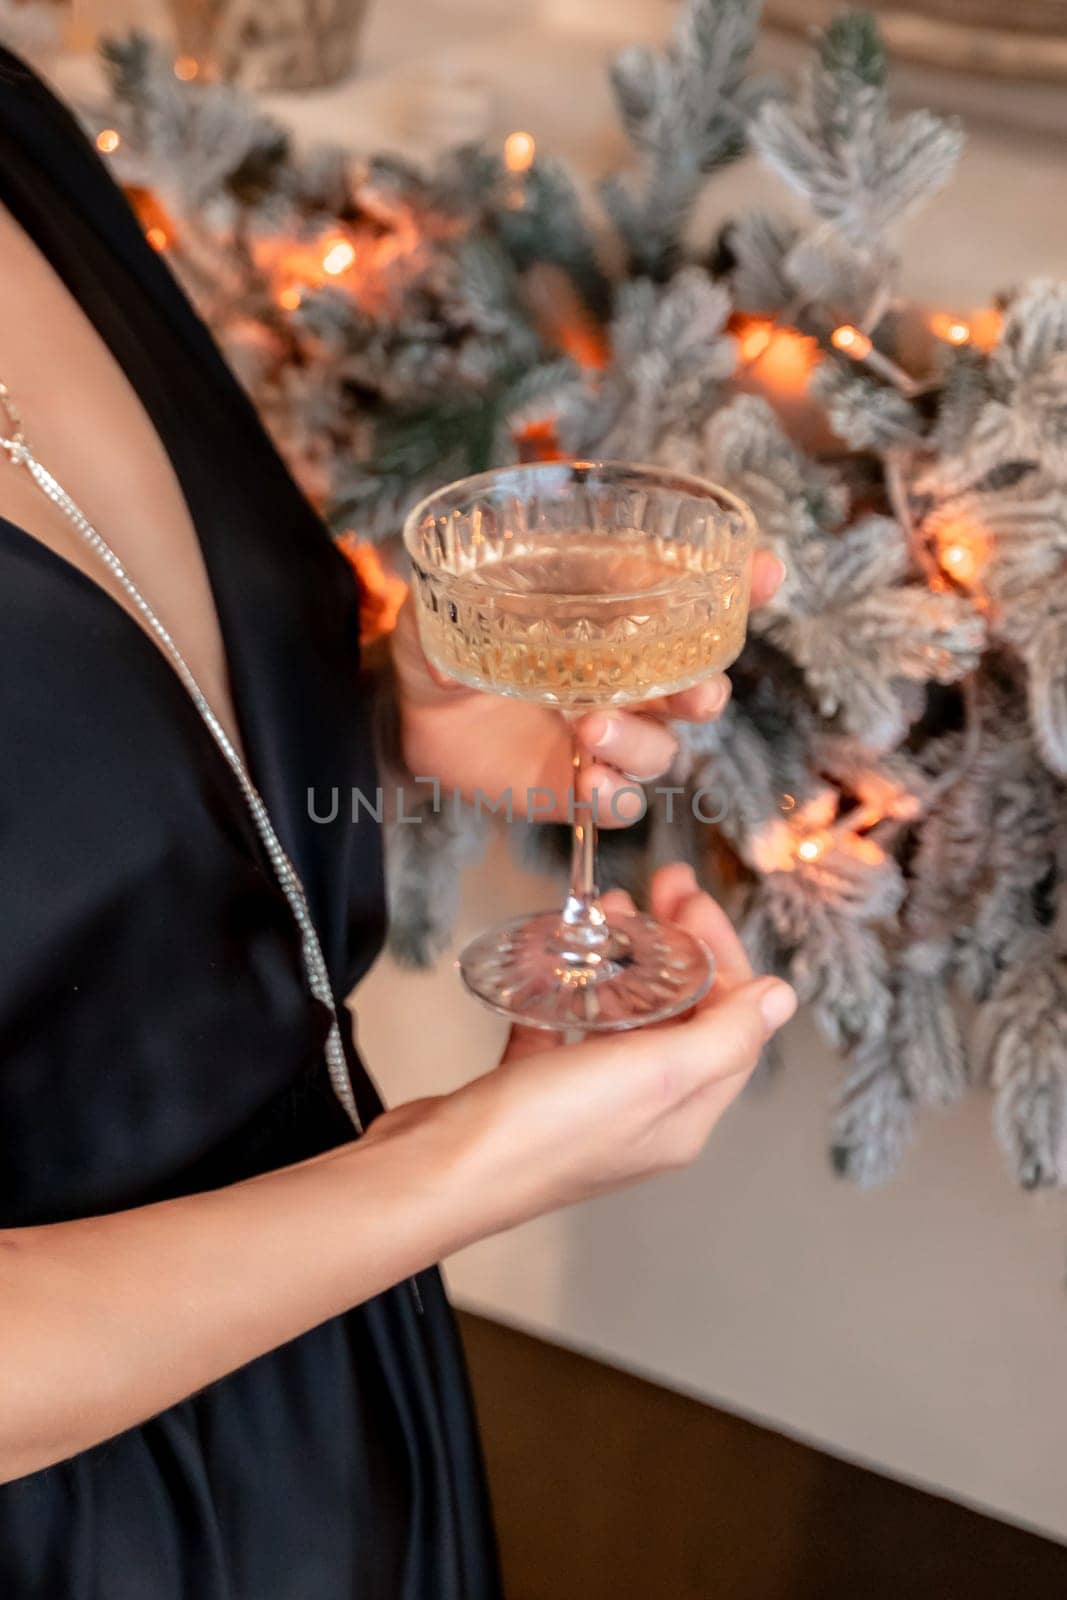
top-left (405, 461), bottom-right (757, 1031)
top-left (414, 531), bottom-right (750, 705)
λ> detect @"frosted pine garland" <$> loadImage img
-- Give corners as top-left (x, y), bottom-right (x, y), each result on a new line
top-left (91, 7), bottom-right (1067, 1197)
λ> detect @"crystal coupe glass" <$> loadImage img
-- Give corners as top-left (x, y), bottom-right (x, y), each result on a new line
top-left (403, 461), bottom-right (757, 1031)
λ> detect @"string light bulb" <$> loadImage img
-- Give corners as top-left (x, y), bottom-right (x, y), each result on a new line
top-left (277, 285), bottom-right (303, 311)
top-left (934, 514), bottom-right (990, 589)
top-left (940, 542), bottom-right (982, 585)
top-left (96, 128), bottom-right (121, 155)
top-left (797, 836), bottom-right (825, 863)
top-left (831, 322), bottom-right (918, 396)
top-left (173, 55), bottom-right (200, 81)
top-left (503, 131), bottom-right (536, 174)
top-left (321, 237), bottom-right (356, 276)
top-left (931, 313), bottom-right (971, 347)
top-left (145, 226), bottom-right (168, 252)
top-left (831, 324), bottom-right (872, 359)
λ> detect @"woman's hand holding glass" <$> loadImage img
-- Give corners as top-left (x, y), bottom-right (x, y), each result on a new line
top-left (362, 865), bottom-right (797, 1219)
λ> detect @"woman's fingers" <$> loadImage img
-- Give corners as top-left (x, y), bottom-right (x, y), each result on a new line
top-left (647, 867), bottom-right (755, 996)
top-left (588, 549), bottom-right (785, 731)
top-left (598, 888), bottom-right (639, 918)
top-left (646, 862), bottom-right (701, 923)
top-left (750, 548), bottom-right (786, 610)
top-left (658, 675), bottom-right (732, 724)
top-left (575, 710), bottom-right (679, 780)
top-left (571, 657), bottom-right (733, 732)
top-left (624, 974), bottom-right (797, 1104)
top-left (575, 760), bottom-right (655, 827)
top-left (668, 972), bottom-right (793, 1088)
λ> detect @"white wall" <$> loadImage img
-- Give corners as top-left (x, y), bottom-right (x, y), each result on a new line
top-left (357, 835), bottom-right (1067, 1545)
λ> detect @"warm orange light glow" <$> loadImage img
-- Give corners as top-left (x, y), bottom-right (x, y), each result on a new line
top-left (173, 55), bottom-right (200, 81)
top-left (277, 285), bottom-right (303, 311)
top-left (930, 312), bottom-right (971, 346)
top-left (751, 793), bottom-right (838, 875)
top-left (738, 319), bottom-right (775, 363)
top-left (96, 128), bottom-right (121, 154)
top-left (940, 543), bottom-right (983, 586)
top-left (850, 835), bottom-right (887, 867)
top-left (337, 535), bottom-right (409, 644)
top-left (321, 237), bottom-right (357, 276)
top-left (933, 515), bottom-right (991, 589)
top-left (515, 417), bottom-right (563, 462)
top-left (254, 207), bottom-right (434, 316)
top-left (970, 307), bottom-right (1003, 352)
top-left (555, 316), bottom-right (609, 370)
top-left (748, 325), bottom-right (818, 395)
top-left (124, 187), bottom-right (177, 254)
top-left (831, 324), bottom-right (872, 359)
top-left (523, 263), bottom-right (609, 370)
top-left (503, 131), bottom-right (536, 174)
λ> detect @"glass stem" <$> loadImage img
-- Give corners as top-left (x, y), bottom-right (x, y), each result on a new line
top-left (557, 716), bottom-right (609, 950)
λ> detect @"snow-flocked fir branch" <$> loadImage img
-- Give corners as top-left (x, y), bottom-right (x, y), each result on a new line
top-left (601, 0), bottom-right (769, 279)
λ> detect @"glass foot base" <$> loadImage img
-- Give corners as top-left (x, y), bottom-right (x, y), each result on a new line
top-left (459, 910), bottom-right (714, 1032)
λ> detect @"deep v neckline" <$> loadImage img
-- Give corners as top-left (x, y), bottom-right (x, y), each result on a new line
top-left (0, 57), bottom-right (385, 969)
top-left (0, 505), bottom-right (255, 792)
top-left (0, 108), bottom-right (366, 1130)
top-left (0, 119), bottom-right (256, 782)
top-left (0, 394), bottom-right (249, 771)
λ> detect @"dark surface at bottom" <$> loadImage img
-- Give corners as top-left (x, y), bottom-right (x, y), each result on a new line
top-left (459, 1311), bottom-right (1067, 1599)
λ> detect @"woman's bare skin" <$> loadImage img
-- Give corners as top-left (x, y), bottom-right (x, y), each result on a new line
top-left (0, 199), bottom-right (244, 755)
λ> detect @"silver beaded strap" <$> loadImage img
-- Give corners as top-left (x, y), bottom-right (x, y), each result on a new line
top-left (0, 381), bottom-right (362, 1134)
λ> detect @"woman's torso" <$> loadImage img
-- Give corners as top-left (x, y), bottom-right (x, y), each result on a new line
top-left (0, 47), bottom-right (499, 1599)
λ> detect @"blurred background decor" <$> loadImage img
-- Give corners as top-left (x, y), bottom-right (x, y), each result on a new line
top-left (80, 3), bottom-right (1067, 1202)
top-left (0, 0), bottom-right (63, 62)
top-left (166, 0), bottom-right (371, 88)
top-left (768, 0), bottom-right (1067, 83)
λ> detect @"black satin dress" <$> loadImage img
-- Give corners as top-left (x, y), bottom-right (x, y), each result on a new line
top-left (0, 48), bottom-right (500, 1600)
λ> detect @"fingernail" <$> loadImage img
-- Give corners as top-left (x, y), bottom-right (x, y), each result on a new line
top-left (756, 979), bottom-right (797, 1035)
top-left (709, 675), bottom-right (731, 713)
top-left (584, 714), bottom-right (616, 751)
top-left (770, 554), bottom-right (788, 586)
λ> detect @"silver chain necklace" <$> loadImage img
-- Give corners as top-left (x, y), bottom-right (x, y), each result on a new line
top-left (0, 380), bottom-right (362, 1134)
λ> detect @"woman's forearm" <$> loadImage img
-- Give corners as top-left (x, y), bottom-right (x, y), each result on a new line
top-left (0, 875), bottom-right (795, 1488)
top-left (0, 1099), bottom-right (486, 1485)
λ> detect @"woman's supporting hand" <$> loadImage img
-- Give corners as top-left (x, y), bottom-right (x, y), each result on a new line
top-left (363, 866), bottom-right (795, 1232)
top-left (391, 550), bottom-right (785, 826)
